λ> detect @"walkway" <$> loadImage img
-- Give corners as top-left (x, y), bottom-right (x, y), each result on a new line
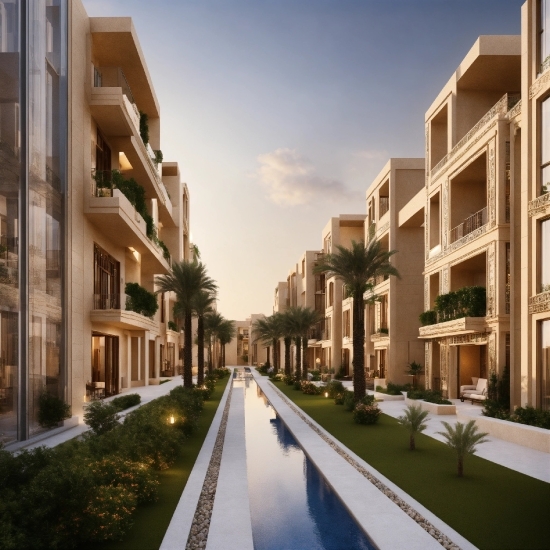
top-left (5, 377), bottom-right (184, 452)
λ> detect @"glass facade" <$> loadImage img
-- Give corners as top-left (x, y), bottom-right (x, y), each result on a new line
top-left (541, 320), bottom-right (550, 411)
top-left (0, 0), bottom-right (67, 444)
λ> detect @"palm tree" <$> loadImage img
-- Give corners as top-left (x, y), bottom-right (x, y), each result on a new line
top-left (285, 306), bottom-right (321, 381)
top-left (397, 404), bottom-right (429, 450)
top-left (217, 319), bottom-right (236, 368)
top-left (156, 261), bottom-right (217, 387)
top-left (314, 239), bottom-right (399, 401)
top-left (204, 311), bottom-right (224, 374)
top-left (192, 290), bottom-right (216, 385)
top-left (437, 420), bottom-right (489, 477)
top-left (252, 314), bottom-right (284, 373)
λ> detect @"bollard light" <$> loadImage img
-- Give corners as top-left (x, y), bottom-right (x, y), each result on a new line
top-left (169, 415), bottom-right (175, 425)
top-left (324, 392), bottom-right (329, 398)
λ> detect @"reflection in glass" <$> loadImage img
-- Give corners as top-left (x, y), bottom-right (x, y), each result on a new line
top-left (0, 0), bottom-right (20, 444)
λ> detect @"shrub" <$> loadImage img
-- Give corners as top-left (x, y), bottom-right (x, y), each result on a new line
top-left (125, 282), bottom-right (158, 318)
top-left (343, 390), bottom-right (355, 411)
top-left (282, 374), bottom-right (295, 385)
top-left (325, 380), bottom-right (345, 398)
top-left (111, 394), bottom-right (141, 411)
top-left (257, 364), bottom-right (270, 375)
top-left (167, 320), bottom-right (178, 331)
top-left (37, 391), bottom-right (71, 429)
top-left (139, 111), bottom-right (149, 144)
top-left (353, 403), bottom-right (381, 425)
top-left (419, 309), bottom-right (437, 326)
top-left (407, 388), bottom-right (451, 405)
top-left (212, 368), bottom-right (230, 379)
top-left (301, 381), bottom-right (321, 395)
top-left (385, 382), bottom-right (410, 395)
top-left (309, 370), bottom-right (321, 381)
top-left (511, 406), bottom-right (550, 430)
top-left (483, 366), bottom-right (511, 419)
top-left (293, 380), bottom-right (302, 390)
top-left (334, 366), bottom-right (346, 380)
top-left (334, 392), bottom-right (345, 405)
top-left (84, 401), bottom-right (121, 435)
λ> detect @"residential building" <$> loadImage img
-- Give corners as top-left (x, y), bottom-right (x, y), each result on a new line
top-left (364, 158), bottom-right (425, 386)
top-left (225, 320), bottom-right (249, 366)
top-left (521, 0), bottom-right (550, 410)
top-left (0, 1), bottom-right (192, 445)
top-left (419, 36), bottom-right (520, 399)
top-left (319, 215), bottom-right (365, 375)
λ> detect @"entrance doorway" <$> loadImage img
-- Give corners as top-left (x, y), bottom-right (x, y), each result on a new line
top-left (91, 333), bottom-right (119, 396)
top-left (455, 344), bottom-right (486, 396)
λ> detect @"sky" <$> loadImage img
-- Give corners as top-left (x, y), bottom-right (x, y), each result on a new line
top-left (83, 0), bottom-right (524, 320)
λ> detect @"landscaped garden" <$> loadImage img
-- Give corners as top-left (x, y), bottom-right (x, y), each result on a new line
top-left (272, 379), bottom-right (550, 550)
top-left (0, 372), bottom-right (230, 550)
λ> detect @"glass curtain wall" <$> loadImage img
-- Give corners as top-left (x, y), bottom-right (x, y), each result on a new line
top-left (0, 0), bottom-right (21, 445)
top-left (0, 0), bottom-right (66, 443)
top-left (27, 0), bottom-right (67, 437)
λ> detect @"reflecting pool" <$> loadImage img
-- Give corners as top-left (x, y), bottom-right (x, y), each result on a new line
top-left (244, 378), bottom-right (375, 550)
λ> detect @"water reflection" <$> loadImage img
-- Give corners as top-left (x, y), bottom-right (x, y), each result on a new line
top-left (245, 380), bottom-right (374, 550)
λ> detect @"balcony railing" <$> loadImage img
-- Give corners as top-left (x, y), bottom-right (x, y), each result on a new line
top-left (379, 197), bottom-right (389, 218)
top-left (94, 293), bottom-right (121, 310)
top-left (449, 207), bottom-right (487, 244)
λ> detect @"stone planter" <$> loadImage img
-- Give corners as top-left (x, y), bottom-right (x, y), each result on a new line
top-left (405, 397), bottom-right (456, 415)
top-left (374, 377), bottom-right (387, 389)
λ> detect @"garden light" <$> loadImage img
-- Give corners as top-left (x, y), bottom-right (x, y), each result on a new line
top-left (324, 392), bottom-right (329, 398)
top-left (169, 415), bottom-right (175, 424)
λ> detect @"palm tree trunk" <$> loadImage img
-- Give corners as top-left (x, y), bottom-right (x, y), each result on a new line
top-left (352, 292), bottom-right (366, 400)
top-left (207, 339), bottom-right (212, 375)
top-left (222, 344), bottom-right (226, 367)
top-left (272, 338), bottom-right (278, 373)
top-left (409, 433), bottom-right (416, 451)
top-left (284, 337), bottom-right (291, 376)
top-left (295, 337), bottom-right (302, 380)
top-left (184, 311), bottom-right (193, 387)
top-left (457, 456), bottom-right (464, 477)
top-left (197, 316), bottom-right (205, 386)
top-left (266, 347), bottom-right (270, 367)
top-left (302, 336), bottom-right (309, 379)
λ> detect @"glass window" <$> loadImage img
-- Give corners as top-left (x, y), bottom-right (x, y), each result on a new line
top-left (541, 219), bottom-right (550, 292)
top-left (542, 0), bottom-right (550, 67)
top-left (540, 320), bottom-right (550, 410)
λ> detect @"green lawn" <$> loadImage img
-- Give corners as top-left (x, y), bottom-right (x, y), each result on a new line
top-left (99, 377), bottom-right (230, 550)
top-left (273, 381), bottom-right (550, 550)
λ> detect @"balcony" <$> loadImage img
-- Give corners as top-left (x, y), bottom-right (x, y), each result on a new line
top-left (84, 187), bottom-right (171, 274)
top-left (431, 93), bottom-right (520, 179)
top-left (419, 316), bottom-right (488, 339)
top-left (90, 307), bottom-right (158, 332)
top-left (449, 207), bottom-right (487, 244)
top-left (90, 66), bottom-right (141, 138)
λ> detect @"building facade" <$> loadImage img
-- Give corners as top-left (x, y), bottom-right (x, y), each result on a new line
top-left (0, 1), bottom-right (193, 445)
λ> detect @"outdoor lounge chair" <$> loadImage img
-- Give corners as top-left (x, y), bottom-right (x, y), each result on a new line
top-left (460, 378), bottom-right (487, 403)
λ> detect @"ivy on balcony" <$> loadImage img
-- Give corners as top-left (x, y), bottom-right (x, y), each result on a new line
top-left (419, 286), bottom-right (486, 326)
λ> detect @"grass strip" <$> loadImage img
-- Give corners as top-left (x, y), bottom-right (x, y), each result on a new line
top-left (100, 377), bottom-right (230, 550)
top-left (273, 381), bottom-right (550, 550)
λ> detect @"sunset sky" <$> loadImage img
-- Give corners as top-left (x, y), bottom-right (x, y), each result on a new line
top-left (83, 0), bottom-right (523, 320)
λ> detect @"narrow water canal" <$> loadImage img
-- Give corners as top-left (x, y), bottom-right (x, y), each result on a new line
top-left (243, 378), bottom-right (375, 550)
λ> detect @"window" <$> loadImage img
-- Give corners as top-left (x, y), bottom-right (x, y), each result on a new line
top-left (94, 244), bottom-right (120, 309)
top-left (343, 310), bottom-right (350, 338)
top-left (541, 219), bottom-right (550, 293)
top-left (95, 130), bottom-right (111, 173)
top-left (541, 0), bottom-right (550, 70)
top-left (541, 97), bottom-right (550, 196)
top-left (302, 258), bottom-right (305, 277)
top-left (540, 320), bottom-right (550, 410)
top-left (328, 282), bottom-right (334, 307)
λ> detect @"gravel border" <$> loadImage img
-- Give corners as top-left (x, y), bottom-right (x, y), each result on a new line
top-left (270, 383), bottom-right (461, 550)
top-left (185, 382), bottom-right (233, 550)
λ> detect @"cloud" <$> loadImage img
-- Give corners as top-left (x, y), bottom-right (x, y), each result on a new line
top-left (256, 148), bottom-right (360, 206)
top-left (354, 149), bottom-right (388, 160)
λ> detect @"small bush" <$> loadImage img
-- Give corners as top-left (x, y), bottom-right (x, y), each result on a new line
top-left (386, 382), bottom-right (410, 395)
top-left (309, 370), bottom-right (321, 381)
top-left (293, 380), bottom-right (302, 390)
top-left (334, 392), bottom-right (345, 405)
top-left (301, 381), bottom-right (322, 395)
top-left (257, 364), bottom-right (270, 375)
top-left (408, 388), bottom-right (451, 405)
top-left (419, 309), bottom-right (437, 326)
top-left (325, 380), bottom-right (345, 398)
top-left (353, 403), bottom-right (381, 425)
top-left (111, 394), bottom-right (141, 411)
top-left (125, 282), bottom-right (158, 319)
top-left (37, 391), bottom-right (71, 429)
top-left (212, 367), bottom-right (230, 379)
top-left (343, 390), bottom-right (356, 411)
top-left (282, 374), bottom-right (295, 385)
top-left (84, 401), bottom-right (121, 435)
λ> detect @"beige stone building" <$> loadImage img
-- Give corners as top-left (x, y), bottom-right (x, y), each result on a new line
top-left (419, 36), bottom-right (520, 399)
top-left (364, 158), bottom-right (425, 386)
top-left (319, 215), bottom-right (365, 374)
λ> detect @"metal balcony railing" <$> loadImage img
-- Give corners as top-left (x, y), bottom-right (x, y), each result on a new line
top-left (94, 293), bottom-right (121, 310)
top-left (449, 207), bottom-right (487, 243)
